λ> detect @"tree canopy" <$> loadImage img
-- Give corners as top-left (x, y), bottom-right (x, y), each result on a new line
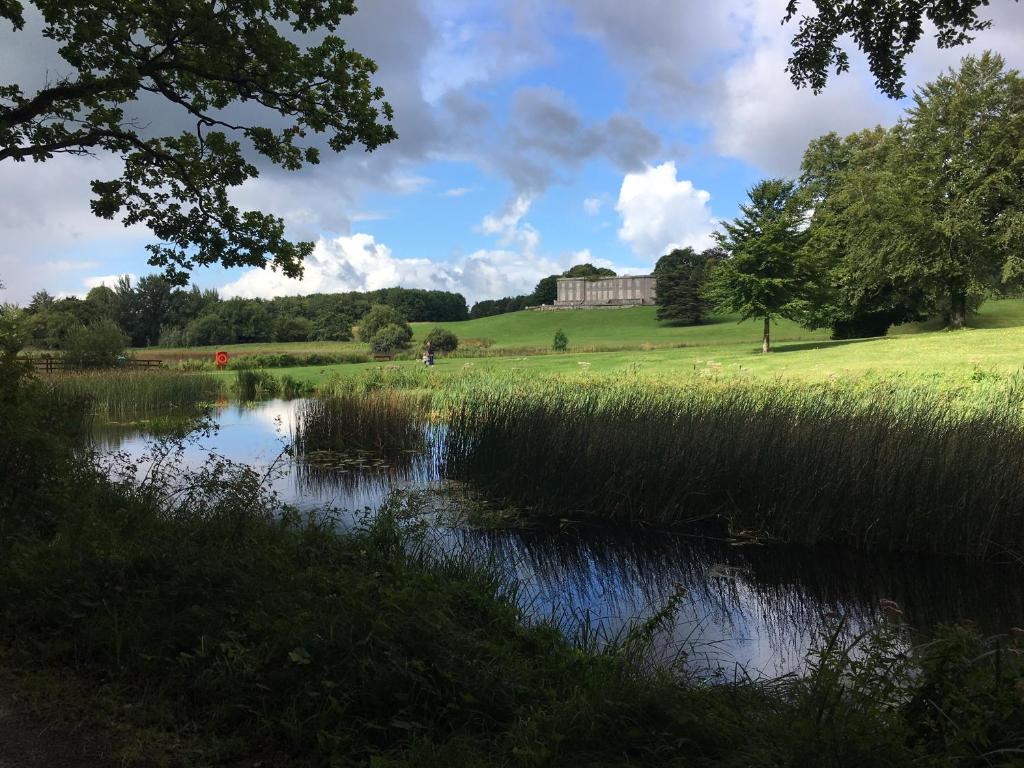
top-left (783, 0), bottom-right (1020, 97)
top-left (0, 0), bottom-right (396, 283)
top-left (801, 53), bottom-right (1024, 334)
top-left (706, 179), bottom-right (814, 352)
top-left (653, 247), bottom-right (719, 326)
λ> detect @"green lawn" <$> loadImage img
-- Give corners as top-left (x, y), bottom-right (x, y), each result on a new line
top-left (410, 306), bottom-right (831, 350)
top-left (194, 299), bottom-right (1024, 385)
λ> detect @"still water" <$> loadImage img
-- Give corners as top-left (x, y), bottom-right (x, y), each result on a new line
top-left (96, 399), bottom-right (1024, 678)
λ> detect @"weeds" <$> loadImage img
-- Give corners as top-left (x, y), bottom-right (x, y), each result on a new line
top-left (43, 369), bottom-right (221, 422)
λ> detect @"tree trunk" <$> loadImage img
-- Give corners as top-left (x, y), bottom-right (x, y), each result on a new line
top-left (949, 287), bottom-right (967, 330)
top-left (762, 316), bottom-right (770, 353)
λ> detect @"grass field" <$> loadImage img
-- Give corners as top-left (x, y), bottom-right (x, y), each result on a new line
top-left (192, 299), bottom-right (1024, 386)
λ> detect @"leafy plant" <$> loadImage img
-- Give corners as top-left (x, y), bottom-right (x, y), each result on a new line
top-left (62, 319), bottom-right (128, 368)
top-left (552, 329), bottom-right (568, 351)
top-left (425, 326), bottom-right (458, 353)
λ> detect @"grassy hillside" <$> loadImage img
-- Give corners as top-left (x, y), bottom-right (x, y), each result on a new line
top-left (410, 306), bottom-right (829, 350)
top-left (218, 299), bottom-right (1024, 385)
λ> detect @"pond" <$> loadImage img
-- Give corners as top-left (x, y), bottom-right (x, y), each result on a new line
top-left (95, 398), bottom-right (1024, 678)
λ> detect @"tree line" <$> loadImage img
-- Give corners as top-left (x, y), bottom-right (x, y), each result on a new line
top-left (654, 52), bottom-right (1024, 351)
top-left (469, 264), bottom-right (618, 319)
top-left (19, 279), bottom-right (468, 350)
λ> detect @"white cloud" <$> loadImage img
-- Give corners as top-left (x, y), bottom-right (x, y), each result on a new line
top-left (83, 273), bottom-right (135, 290)
top-left (615, 162), bottom-right (716, 259)
top-left (583, 197), bottom-right (603, 216)
top-left (219, 233), bottom-right (566, 304)
top-left (443, 187), bottom-right (469, 197)
top-left (478, 195), bottom-right (540, 254)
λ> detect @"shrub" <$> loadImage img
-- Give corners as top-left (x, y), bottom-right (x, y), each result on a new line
top-left (552, 328), bottom-right (568, 351)
top-left (356, 304), bottom-right (411, 344)
top-left (273, 316), bottom-right (313, 343)
top-left (424, 326), bottom-right (458, 353)
top-left (234, 369), bottom-right (281, 400)
top-left (62, 319), bottom-right (128, 368)
top-left (370, 324), bottom-right (412, 354)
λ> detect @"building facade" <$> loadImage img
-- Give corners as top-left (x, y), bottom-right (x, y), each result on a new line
top-left (553, 275), bottom-right (656, 308)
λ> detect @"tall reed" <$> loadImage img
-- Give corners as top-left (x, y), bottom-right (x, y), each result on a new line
top-left (293, 391), bottom-right (431, 455)
top-left (44, 369), bottom-right (221, 422)
top-left (442, 374), bottom-right (1024, 558)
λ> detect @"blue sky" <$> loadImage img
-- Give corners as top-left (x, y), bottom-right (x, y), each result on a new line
top-left (2, 1), bottom-right (1023, 306)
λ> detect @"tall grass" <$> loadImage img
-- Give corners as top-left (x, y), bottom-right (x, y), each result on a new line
top-left (293, 391), bottom-right (431, 455)
top-left (44, 369), bottom-right (221, 422)
top-left (442, 373), bottom-right (1024, 558)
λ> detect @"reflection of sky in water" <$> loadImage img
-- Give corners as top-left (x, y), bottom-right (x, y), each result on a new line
top-left (98, 400), bottom-right (1024, 678)
top-left (98, 399), bottom-right (442, 514)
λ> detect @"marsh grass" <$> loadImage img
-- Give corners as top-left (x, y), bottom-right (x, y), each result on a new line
top-left (234, 369), bottom-right (281, 400)
top-left (292, 391), bottom-right (431, 456)
top-left (441, 373), bottom-right (1024, 558)
top-left (44, 369), bottom-right (221, 422)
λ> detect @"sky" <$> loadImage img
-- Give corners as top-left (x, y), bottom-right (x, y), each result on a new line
top-left (2, 1), bottom-right (1023, 306)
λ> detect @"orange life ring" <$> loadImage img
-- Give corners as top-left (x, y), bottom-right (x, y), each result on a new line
top-left (214, 350), bottom-right (229, 368)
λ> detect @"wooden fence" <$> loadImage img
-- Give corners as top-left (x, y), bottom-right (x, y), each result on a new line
top-left (29, 357), bottom-right (164, 373)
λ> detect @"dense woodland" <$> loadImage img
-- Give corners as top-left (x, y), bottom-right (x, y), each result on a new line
top-left (19, 282), bottom-right (469, 349)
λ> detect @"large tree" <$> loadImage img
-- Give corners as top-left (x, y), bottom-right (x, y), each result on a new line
top-left (1, 1), bottom-right (396, 283)
top-left (899, 52), bottom-right (1024, 328)
top-left (783, 0), bottom-right (1020, 98)
top-left (653, 247), bottom-right (719, 325)
top-left (706, 179), bottom-right (814, 353)
top-left (800, 127), bottom-right (931, 338)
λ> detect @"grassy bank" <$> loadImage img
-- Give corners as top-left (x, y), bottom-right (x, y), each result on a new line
top-left (3, 449), bottom-right (1022, 765)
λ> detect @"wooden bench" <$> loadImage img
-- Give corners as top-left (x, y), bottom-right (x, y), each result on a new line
top-left (372, 353), bottom-right (394, 362)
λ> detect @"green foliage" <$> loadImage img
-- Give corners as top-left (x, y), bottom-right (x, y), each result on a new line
top-left (357, 304), bottom-right (413, 344)
top-left (802, 54), bottom-right (1024, 335)
top-left (707, 178), bottom-right (815, 352)
top-left (0, 0), bottom-right (396, 283)
top-left (371, 323), bottom-right (414, 354)
top-left (293, 392), bottom-right (429, 455)
top-left (552, 328), bottom-right (568, 351)
top-left (441, 373), bottom-right (1024, 558)
top-left (273, 315), bottom-right (313, 343)
top-left (424, 326), bottom-right (458, 353)
top-left (469, 295), bottom-right (531, 319)
top-left (653, 247), bottom-right (719, 325)
top-left (234, 369), bottom-right (280, 400)
top-left (564, 263), bottom-right (616, 279)
top-left (61, 319), bottom-right (127, 368)
top-left (44, 369), bottom-right (221, 421)
top-left (782, 0), bottom-right (1008, 98)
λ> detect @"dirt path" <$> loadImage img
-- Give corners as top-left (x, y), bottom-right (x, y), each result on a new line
top-left (0, 679), bottom-right (114, 768)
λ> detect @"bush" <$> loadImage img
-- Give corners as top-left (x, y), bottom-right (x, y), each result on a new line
top-left (273, 316), bottom-right (313, 343)
top-left (552, 328), bottom-right (568, 351)
top-left (370, 323), bottom-right (413, 354)
top-left (62, 319), bottom-right (128, 368)
top-left (424, 326), bottom-right (458, 352)
top-left (356, 304), bottom-right (411, 344)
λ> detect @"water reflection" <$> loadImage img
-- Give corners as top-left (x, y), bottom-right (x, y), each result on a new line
top-left (95, 398), bottom-right (1024, 677)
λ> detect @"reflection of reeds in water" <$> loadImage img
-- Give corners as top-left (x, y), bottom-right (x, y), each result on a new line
top-left (451, 526), bottom-right (1024, 677)
top-left (293, 449), bottom-right (436, 498)
top-left (293, 392), bottom-right (431, 454)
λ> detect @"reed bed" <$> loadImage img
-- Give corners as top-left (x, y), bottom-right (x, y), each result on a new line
top-left (441, 374), bottom-right (1024, 559)
top-left (43, 369), bottom-right (221, 422)
top-left (292, 391), bottom-right (431, 455)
